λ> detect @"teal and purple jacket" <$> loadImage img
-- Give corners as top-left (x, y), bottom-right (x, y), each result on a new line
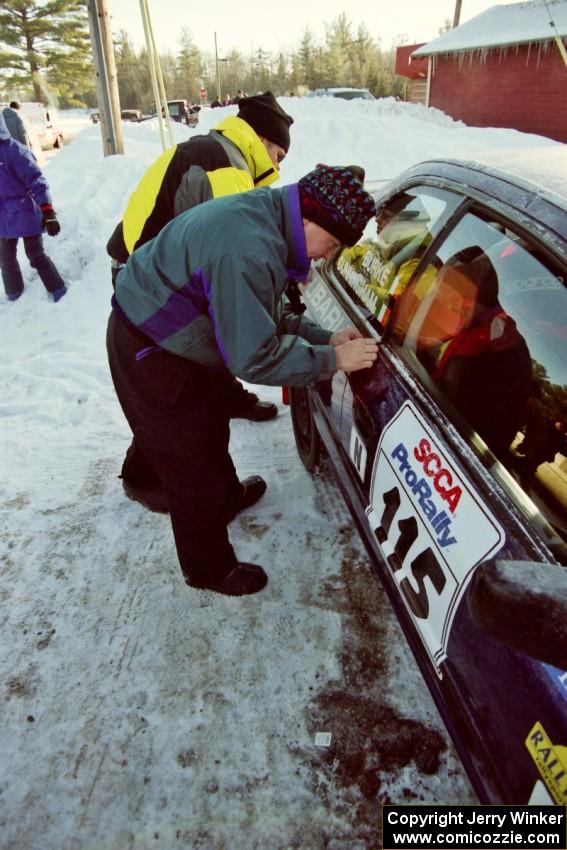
top-left (113, 184), bottom-right (337, 387)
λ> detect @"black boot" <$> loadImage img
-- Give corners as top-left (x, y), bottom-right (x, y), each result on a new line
top-left (120, 441), bottom-right (168, 512)
top-left (231, 391), bottom-right (278, 422)
top-left (185, 562), bottom-right (268, 595)
top-left (122, 479), bottom-right (169, 513)
top-left (122, 474), bottom-right (266, 517)
top-left (226, 475), bottom-right (267, 522)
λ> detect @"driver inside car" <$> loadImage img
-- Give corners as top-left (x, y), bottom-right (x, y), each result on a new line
top-left (413, 248), bottom-right (533, 457)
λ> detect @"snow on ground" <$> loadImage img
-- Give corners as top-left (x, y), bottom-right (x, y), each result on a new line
top-left (1, 96), bottom-right (563, 849)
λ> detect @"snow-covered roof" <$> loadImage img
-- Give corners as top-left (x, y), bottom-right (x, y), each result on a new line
top-left (413, 0), bottom-right (567, 56)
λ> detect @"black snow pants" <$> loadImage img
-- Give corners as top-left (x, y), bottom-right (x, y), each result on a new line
top-left (106, 310), bottom-right (241, 584)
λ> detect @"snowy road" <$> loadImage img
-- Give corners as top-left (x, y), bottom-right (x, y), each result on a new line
top-left (1, 402), bottom-right (475, 850)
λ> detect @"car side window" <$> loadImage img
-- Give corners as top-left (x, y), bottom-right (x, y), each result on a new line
top-left (333, 186), bottom-right (462, 333)
top-left (390, 210), bottom-right (567, 546)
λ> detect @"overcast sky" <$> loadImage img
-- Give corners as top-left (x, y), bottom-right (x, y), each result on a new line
top-left (107, 0), bottom-right (518, 56)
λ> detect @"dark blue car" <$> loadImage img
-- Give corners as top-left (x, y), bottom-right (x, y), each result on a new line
top-left (288, 156), bottom-right (567, 804)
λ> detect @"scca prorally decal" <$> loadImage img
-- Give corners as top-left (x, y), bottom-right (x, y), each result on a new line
top-left (391, 440), bottom-right (460, 548)
top-left (366, 401), bottom-right (505, 673)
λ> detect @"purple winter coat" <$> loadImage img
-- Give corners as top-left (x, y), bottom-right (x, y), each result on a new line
top-left (0, 110), bottom-right (52, 239)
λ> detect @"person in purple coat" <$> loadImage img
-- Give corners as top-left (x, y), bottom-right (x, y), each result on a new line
top-left (0, 110), bottom-right (67, 302)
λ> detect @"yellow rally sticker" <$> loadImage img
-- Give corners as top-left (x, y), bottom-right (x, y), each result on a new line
top-left (525, 721), bottom-right (567, 804)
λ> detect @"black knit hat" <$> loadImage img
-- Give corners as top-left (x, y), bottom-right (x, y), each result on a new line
top-left (237, 91), bottom-right (294, 152)
top-left (298, 164), bottom-right (376, 247)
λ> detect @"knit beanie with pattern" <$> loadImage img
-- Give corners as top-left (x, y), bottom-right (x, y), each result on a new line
top-left (237, 91), bottom-right (294, 152)
top-left (298, 163), bottom-right (376, 247)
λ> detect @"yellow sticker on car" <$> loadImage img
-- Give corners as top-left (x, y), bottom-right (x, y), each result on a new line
top-left (526, 721), bottom-right (567, 804)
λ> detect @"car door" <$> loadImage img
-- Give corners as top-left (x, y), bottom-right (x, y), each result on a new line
top-left (302, 176), bottom-right (567, 803)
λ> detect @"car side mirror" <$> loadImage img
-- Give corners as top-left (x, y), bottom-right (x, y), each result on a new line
top-left (467, 559), bottom-right (567, 670)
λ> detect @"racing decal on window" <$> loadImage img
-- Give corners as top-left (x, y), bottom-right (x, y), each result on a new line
top-left (526, 722), bottom-right (567, 804)
top-left (365, 401), bottom-right (505, 673)
top-left (349, 425), bottom-right (367, 481)
top-left (336, 249), bottom-right (386, 317)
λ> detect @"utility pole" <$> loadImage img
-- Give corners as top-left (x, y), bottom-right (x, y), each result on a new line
top-left (453, 0), bottom-right (463, 28)
top-left (87, 0), bottom-right (124, 155)
top-left (139, 0), bottom-right (173, 151)
top-left (214, 32), bottom-right (221, 101)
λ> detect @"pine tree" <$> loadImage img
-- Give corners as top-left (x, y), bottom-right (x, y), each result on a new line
top-left (275, 52), bottom-right (288, 93)
top-left (0, 0), bottom-right (93, 106)
top-left (253, 48), bottom-right (272, 93)
top-left (296, 29), bottom-right (321, 91)
top-left (175, 28), bottom-right (202, 102)
top-left (222, 49), bottom-right (248, 101)
top-left (324, 14), bottom-right (355, 87)
top-left (114, 31), bottom-right (143, 111)
top-left (350, 24), bottom-right (374, 88)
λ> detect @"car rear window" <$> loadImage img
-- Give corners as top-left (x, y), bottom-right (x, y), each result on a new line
top-left (333, 91), bottom-right (374, 100)
top-left (390, 210), bottom-right (567, 551)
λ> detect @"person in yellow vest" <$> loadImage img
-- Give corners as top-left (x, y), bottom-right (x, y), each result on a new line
top-left (107, 92), bottom-right (294, 512)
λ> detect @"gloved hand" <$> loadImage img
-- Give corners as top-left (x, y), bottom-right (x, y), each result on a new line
top-left (41, 204), bottom-right (61, 237)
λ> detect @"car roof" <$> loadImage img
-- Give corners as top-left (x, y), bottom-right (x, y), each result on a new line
top-left (395, 148), bottom-right (567, 207)
top-left (455, 148), bottom-right (567, 205)
top-left (375, 151), bottom-right (567, 262)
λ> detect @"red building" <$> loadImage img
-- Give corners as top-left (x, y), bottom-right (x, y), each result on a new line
top-left (394, 43), bottom-right (428, 104)
top-left (398, 0), bottom-right (567, 143)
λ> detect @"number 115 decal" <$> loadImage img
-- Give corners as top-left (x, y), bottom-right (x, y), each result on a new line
top-left (364, 402), bottom-right (505, 674)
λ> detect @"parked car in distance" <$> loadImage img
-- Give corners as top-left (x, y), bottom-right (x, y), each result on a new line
top-left (165, 99), bottom-right (199, 128)
top-left (19, 102), bottom-right (64, 149)
top-left (121, 109), bottom-right (143, 122)
top-left (288, 152), bottom-right (567, 805)
top-left (307, 87), bottom-right (376, 100)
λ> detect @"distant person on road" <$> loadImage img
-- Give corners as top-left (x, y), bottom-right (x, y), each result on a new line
top-left (107, 164), bottom-right (377, 596)
top-left (107, 91), bottom-right (295, 513)
top-left (0, 111), bottom-right (66, 303)
top-left (2, 101), bottom-right (30, 148)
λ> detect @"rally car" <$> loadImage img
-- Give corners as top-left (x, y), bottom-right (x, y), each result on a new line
top-left (288, 153), bottom-right (567, 804)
